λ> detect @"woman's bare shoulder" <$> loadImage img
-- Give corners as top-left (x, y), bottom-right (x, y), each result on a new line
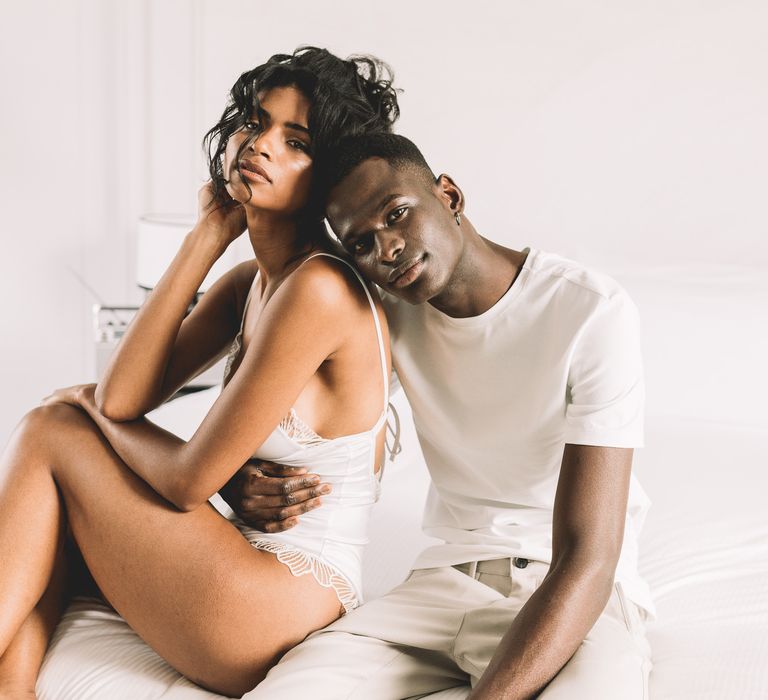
top-left (286, 254), bottom-right (376, 313)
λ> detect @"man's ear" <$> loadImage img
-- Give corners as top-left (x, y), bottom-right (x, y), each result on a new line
top-left (435, 174), bottom-right (465, 217)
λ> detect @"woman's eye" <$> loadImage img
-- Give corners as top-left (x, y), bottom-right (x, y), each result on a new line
top-left (288, 139), bottom-right (309, 152)
top-left (386, 206), bottom-right (407, 224)
top-left (244, 121), bottom-right (259, 131)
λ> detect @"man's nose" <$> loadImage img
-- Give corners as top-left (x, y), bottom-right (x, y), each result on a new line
top-left (377, 230), bottom-right (405, 263)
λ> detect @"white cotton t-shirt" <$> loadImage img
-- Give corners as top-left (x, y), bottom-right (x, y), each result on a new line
top-left (382, 247), bottom-right (654, 615)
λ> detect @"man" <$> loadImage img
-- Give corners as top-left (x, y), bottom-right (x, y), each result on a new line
top-left (226, 133), bottom-right (653, 699)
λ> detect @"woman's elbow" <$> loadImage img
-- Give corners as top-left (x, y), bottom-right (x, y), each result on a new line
top-left (97, 400), bottom-right (141, 423)
top-left (166, 477), bottom-right (208, 513)
top-left (171, 492), bottom-right (207, 513)
top-left (94, 385), bottom-right (144, 422)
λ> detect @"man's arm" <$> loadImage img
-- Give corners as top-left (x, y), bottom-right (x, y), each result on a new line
top-left (469, 443), bottom-right (633, 700)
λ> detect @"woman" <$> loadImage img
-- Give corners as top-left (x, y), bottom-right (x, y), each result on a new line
top-left (0, 47), bottom-right (398, 698)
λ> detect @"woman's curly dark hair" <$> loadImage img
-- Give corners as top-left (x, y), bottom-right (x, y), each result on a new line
top-left (203, 46), bottom-right (399, 241)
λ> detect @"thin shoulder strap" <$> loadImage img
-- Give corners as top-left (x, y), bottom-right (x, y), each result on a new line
top-left (297, 253), bottom-right (389, 429)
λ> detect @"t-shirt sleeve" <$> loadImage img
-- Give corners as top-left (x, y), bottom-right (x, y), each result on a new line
top-left (564, 290), bottom-right (645, 448)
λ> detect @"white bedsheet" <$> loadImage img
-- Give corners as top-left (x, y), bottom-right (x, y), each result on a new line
top-left (637, 419), bottom-right (768, 699)
top-left (37, 405), bottom-right (768, 699)
top-left (36, 264), bottom-right (768, 698)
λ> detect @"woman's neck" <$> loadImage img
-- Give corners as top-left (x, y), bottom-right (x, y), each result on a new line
top-left (245, 208), bottom-right (311, 290)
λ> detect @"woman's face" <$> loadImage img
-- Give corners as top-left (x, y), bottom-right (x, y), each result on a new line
top-left (224, 85), bottom-right (313, 215)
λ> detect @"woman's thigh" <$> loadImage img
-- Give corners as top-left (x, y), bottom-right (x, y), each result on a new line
top-left (38, 405), bottom-right (341, 695)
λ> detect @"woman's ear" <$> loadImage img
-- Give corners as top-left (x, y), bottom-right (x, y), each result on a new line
top-left (435, 174), bottom-right (465, 217)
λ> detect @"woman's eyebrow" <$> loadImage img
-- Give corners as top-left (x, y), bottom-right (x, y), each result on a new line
top-left (286, 122), bottom-right (310, 135)
top-left (256, 106), bottom-right (310, 136)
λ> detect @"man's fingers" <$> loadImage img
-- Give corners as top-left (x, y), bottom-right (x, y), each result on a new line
top-left (242, 473), bottom-right (323, 497)
top-left (256, 460), bottom-right (310, 478)
top-left (228, 461), bottom-right (327, 532)
top-left (239, 496), bottom-right (325, 523)
top-left (235, 463), bottom-right (265, 481)
top-left (242, 484), bottom-right (331, 510)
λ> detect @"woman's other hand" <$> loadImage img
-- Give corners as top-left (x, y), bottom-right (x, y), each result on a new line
top-left (193, 181), bottom-right (247, 250)
top-left (220, 460), bottom-right (331, 533)
top-left (40, 383), bottom-right (97, 408)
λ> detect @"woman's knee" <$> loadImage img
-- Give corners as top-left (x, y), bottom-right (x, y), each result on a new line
top-left (23, 402), bottom-right (87, 431)
top-left (13, 404), bottom-right (93, 455)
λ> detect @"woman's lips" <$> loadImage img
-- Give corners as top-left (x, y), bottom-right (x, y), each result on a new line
top-left (391, 257), bottom-right (425, 289)
top-left (238, 161), bottom-right (271, 184)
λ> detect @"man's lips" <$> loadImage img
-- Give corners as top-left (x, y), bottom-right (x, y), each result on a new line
top-left (388, 255), bottom-right (425, 288)
top-left (238, 159), bottom-right (271, 183)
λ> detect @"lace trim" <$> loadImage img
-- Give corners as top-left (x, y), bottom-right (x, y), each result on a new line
top-left (249, 539), bottom-right (359, 614)
top-left (278, 408), bottom-right (327, 445)
top-left (222, 334), bottom-right (241, 383)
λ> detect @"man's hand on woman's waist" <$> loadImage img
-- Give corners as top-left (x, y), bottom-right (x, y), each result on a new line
top-left (220, 460), bottom-right (330, 532)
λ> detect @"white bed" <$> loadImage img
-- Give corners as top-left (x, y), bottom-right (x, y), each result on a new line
top-left (37, 263), bottom-right (768, 699)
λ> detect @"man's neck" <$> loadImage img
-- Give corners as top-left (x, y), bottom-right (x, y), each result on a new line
top-left (429, 223), bottom-right (528, 319)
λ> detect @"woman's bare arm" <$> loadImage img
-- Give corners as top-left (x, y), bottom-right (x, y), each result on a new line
top-left (95, 187), bottom-right (248, 421)
top-left (79, 259), bottom-right (357, 511)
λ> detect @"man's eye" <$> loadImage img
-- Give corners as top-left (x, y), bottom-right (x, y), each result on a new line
top-left (351, 236), bottom-right (373, 255)
top-left (386, 207), bottom-right (407, 224)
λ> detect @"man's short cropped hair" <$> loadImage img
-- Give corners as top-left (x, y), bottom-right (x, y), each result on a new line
top-left (320, 132), bottom-right (436, 201)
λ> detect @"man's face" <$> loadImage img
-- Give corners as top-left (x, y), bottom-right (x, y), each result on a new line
top-left (327, 158), bottom-right (463, 304)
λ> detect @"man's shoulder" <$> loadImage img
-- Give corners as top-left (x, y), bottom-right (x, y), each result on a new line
top-left (379, 248), bottom-right (637, 334)
top-left (527, 248), bottom-right (628, 304)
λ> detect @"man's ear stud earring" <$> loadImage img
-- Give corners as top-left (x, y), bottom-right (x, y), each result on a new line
top-left (455, 213), bottom-right (462, 226)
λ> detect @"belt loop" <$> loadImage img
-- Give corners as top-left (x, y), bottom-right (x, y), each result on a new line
top-left (468, 560), bottom-right (478, 579)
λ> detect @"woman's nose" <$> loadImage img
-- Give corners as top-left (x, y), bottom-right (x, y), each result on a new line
top-left (247, 130), bottom-right (272, 160)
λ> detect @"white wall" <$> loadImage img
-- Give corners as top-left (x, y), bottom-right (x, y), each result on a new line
top-left (2, 0), bottom-right (766, 444)
top-left (0, 0), bottom-right (148, 446)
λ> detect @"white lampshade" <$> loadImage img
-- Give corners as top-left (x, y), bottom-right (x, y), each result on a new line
top-left (136, 215), bottom-right (251, 292)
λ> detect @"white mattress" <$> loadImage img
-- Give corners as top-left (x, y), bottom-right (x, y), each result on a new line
top-left (36, 264), bottom-right (768, 698)
top-left (637, 419), bottom-right (768, 699)
top-left (37, 403), bottom-right (768, 699)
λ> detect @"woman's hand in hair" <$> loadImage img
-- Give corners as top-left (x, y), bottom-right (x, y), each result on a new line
top-left (193, 181), bottom-right (247, 251)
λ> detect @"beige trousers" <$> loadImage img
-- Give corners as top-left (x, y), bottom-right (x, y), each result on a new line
top-left (248, 558), bottom-right (652, 700)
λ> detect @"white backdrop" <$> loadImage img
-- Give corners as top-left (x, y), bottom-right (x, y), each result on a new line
top-left (1, 0), bottom-right (766, 445)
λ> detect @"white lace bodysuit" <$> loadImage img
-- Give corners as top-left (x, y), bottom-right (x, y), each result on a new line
top-left (221, 253), bottom-right (388, 613)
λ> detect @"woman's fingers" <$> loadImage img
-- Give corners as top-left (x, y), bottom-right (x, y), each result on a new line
top-left (195, 180), bottom-right (247, 247)
top-left (40, 383), bottom-right (94, 407)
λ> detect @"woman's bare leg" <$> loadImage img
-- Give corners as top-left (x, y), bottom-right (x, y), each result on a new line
top-left (0, 547), bottom-right (67, 699)
top-left (0, 404), bottom-right (341, 697)
top-left (0, 411), bottom-right (69, 697)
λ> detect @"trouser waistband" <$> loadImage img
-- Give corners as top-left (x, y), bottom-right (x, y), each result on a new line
top-left (453, 557), bottom-right (537, 578)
